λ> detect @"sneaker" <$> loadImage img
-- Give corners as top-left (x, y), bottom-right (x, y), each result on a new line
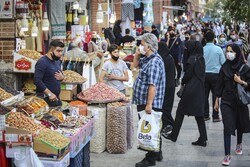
top-left (235, 144), bottom-right (242, 155)
top-left (222, 155), bottom-right (231, 166)
top-left (135, 158), bottom-right (155, 167)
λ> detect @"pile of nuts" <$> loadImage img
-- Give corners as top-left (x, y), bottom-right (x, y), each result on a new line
top-left (106, 102), bottom-right (127, 154)
top-left (36, 129), bottom-right (70, 149)
top-left (63, 70), bottom-right (87, 83)
top-left (6, 112), bottom-right (44, 134)
top-left (88, 105), bottom-right (106, 153)
top-left (0, 88), bottom-right (14, 102)
top-left (18, 49), bottom-right (42, 61)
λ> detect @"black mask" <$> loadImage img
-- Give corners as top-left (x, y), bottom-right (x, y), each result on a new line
top-left (111, 55), bottom-right (119, 61)
top-left (51, 52), bottom-right (60, 61)
top-left (185, 37), bottom-right (190, 41)
top-left (170, 34), bottom-right (175, 38)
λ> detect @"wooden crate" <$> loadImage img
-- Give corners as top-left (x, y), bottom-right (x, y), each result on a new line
top-left (0, 39), bottom-right (15, 62)
top-left (0, 21), bottom-right (15, 38)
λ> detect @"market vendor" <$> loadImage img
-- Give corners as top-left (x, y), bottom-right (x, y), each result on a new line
top-left (64, 37), bottom-right (102, 68)
top-left (99, 44), bottom-right (129, 93)
top-left (34, 40), bottom-right (65, 107)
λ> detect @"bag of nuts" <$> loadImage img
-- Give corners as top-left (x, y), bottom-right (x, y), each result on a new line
top-left (107, 102), bottom-right (127, 154)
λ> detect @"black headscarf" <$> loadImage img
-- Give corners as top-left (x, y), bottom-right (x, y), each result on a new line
top-left (183, 41), bottom-right (203, 71)
top-left (222, 44), bottom-right (244, 78)
top-left (158, 42), bottom-right (170, 57)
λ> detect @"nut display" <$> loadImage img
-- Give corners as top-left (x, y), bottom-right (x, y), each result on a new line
top-left (62, 70), bottom-right (87, 83)
top-left (0, 104), bottom-right (12, 115)
top-left (16, 96), bottom-right (48, 115)
top-left (77, 83), bottom-right (125, 102)
top-left (0, 88), bottom-right (14, 102)
top-left (36, 128), bottom-right (70, 149)
top-left (6, 112), bottom-right (44, 134)
top-left (0, 84), bottom-right (19, 96)
top-left (18, 49), bottom-right (42, 61)
top-left (107, 102), bottom-right (127, 154)
top-left (22, 78), bottom-right (36, 93)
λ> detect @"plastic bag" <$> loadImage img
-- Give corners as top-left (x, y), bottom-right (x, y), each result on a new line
top-left (82, 62), bottom-right (96, 91)
top-left (14, 148), bottom-right (44, 167)
top-left (137, 110), bottom-right (162, 152)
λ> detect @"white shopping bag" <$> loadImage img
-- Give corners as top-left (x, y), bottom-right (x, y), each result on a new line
top-left (82, 60), bottom-right (96, 91)
top-left (14, 148), bottom-right (44, 167)
top-left (137, 110), bottom-right (162, 152)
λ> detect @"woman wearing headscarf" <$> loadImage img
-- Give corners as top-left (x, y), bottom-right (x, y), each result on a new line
top-left (157, 42), bottom-right (176, 136)
top-left (214, 44), bottom-right (250, 166)
top-left (113, 20), bottom-right (122, 45)
top-left (165, 41), bottom-right (208, 146)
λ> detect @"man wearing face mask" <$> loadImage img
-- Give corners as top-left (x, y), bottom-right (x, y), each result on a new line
top-left (165, 27), bottom-right (182, 86)
top-left (227, 30), bottom-right (242, 48)
top-left (133, 33), bottom-right (166, 167)
top-left (34, 40), bottom-right (65, 107)
top-left (191, 27), bottom-right (203, 42)
top-left (99, 44), bottom-right (128, 93)
top-left (203, 31), bottom-right (226, 122)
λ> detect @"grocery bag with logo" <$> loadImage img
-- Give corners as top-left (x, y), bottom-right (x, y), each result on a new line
top-left (137, 110), bottom-right (162, 152)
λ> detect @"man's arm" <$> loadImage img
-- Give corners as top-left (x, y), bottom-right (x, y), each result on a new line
top-left (145, 85), bottom-right (156, 114)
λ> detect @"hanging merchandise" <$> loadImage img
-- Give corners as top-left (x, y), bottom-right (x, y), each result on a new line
top-left (96, 3), bottom-right (103, 23)
top-left (16, 0), bottom-right (29, 18)
top-left (42, 11), bottom-right (49, 31)
top-left (143, 0), bottom-right (154, 27)
top-left (31, 20), bottom-right (38, 37)
top-left (73, 10), bottom-right (79, 25)
top-left (21, 14), bottom-right (29, 32)
top-left (66, 4), bottom-right (73, 31)
top-left (49, 0), bottom-right (66, 39)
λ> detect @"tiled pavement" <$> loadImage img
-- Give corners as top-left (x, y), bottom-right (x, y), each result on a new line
top-left (90, 93), bottom-right (250, 167)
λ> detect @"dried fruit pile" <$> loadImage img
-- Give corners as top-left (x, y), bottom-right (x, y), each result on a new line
top-left (6, 112), bottom-right (44, 134)
top-left (0, 88), bottom-right (14, 102)
top-left (18, 49), bottom-right (42, 61)
top-left (62, 70), bottom-right (87, 83)
top-left (77, 83), bottom-right (125, 102)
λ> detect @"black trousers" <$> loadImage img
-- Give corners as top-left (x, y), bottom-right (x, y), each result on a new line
top-left (171, 107), bottom-right (208, 142)
top-left (204, 73), bottom-right (219, 119)
top-left (173, 55), bottom-right (182, 80)
top-left (162, 87), bottom-right (175, 127)
top-left (137, 105), bottom-right (162, 162)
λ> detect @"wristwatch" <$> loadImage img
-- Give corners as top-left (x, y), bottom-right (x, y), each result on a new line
top-left (47, 93), bottom-right (52, 97)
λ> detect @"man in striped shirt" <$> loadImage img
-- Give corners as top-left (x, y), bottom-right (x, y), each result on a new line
top-left (132, 33), bottom-right (166, 167)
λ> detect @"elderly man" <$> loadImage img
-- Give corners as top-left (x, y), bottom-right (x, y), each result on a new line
top-left (133, 33), bottom-right (166, 167)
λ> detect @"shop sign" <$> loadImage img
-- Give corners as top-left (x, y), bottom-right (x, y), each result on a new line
top-left (15, 58), bottom-right (32, 71)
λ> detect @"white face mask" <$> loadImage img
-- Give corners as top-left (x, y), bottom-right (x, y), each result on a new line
top-left (198, 31), bottom-right (202, 35)
top-left (226, 52), bottom-right (236, 61)
top-left (220, 38), bottom-right (226, 42)
top-left (139, 45), bottom-right (146, 55)
top-left (230, 35), bottom-right (236, 40)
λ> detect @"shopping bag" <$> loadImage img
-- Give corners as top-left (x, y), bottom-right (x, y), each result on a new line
top-left (137, 110), bottom-right (162, 152)
top-left (82, 62), bottom-right (90, 90)
top-left (14, 148), bottom-right (44, 167)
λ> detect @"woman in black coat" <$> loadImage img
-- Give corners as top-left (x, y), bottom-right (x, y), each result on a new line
top-left (157, 42), bottom-right (176, 135)
top-left (165, 41), bottom-right (208, 146)
top-left (214, 44), bottom-right (250, 166)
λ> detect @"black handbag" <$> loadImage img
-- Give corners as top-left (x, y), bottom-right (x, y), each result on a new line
top-left (176, 85), bottom-right (185, 98)
top-left (237, 64), bottom-right (250, 105)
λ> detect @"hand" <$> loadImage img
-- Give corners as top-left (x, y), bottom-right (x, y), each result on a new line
top-left (97, 52), bottom-right (104, 59)
top-left (135, 47), bottom-right (141, 56)
top-left (49, 93), bottom-right (58, 101)
top-left (214, 97), bottom-right (219, 112)
top-left (145, 103), bottom-right (152, 114)
top-left (55, 70), bottom-right (64, 81)
top-left (234, 74), bottom-right (242, 84)
top-left (107, 74), bottom-right (116, 80)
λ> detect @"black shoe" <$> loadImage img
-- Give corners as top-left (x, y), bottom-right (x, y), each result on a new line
top-left (135, 158), bottom-right (155, 167)
top-left (192, 140), bottom-right (207, 147)
top-left (175, 79), bottom-right (180, 87)
top-left (204, 117), bottom-right (210, 121)
top-left (162, 133), bottom-right (176, 142)
top-left (213, 118), bottom-right (221, 122)
top-left (155, 151), bottom-right (163, 161)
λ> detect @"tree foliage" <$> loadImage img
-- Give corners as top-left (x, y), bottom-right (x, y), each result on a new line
top-left (223, 0), bottom-right (250, 23)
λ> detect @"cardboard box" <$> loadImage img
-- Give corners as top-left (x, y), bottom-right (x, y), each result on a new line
top-left (60, 83), bottom-right (76, 90)
top-left (13, 52), bottom-right (37, 73)
top-left (59, 85), bottom-right (77, 101)
top-left (34, 138), bottom-right (70, 159)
